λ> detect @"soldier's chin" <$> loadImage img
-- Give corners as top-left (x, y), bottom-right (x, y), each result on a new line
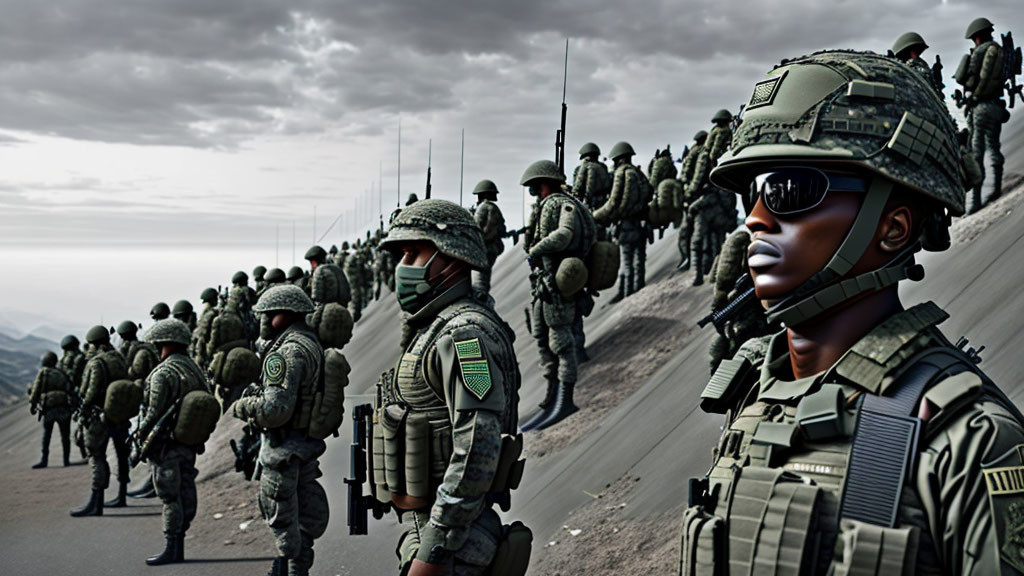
top-left (752, 274), bottom-right (793, 308)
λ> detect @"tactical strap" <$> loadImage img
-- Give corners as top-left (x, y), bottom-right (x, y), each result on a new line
top-left (839, 347), bottom-right (979, 528)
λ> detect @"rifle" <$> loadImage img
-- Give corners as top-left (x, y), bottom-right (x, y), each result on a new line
top-left (230, 424), bottom-right (261, 481)
top-left (1003, 31), bottom-right (1023, 108)
top-left (130, 396), bottom-right (183, 467)
top-left (697, 274), bottom-right (757, 335)
top-left (424, 139), bottom-right (432, 200)
top-left (503, 226), bottom-right (526, 245)
top-left (554, 39), bottom-right (569, 175)
top-left (931, 55), bottom-right (945, 94)
top-left (344, 403), bottom-right (388, 535)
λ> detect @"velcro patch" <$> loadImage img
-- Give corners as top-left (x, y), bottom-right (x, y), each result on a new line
top-left (747, 70), bottom-right (787, 110)
top-left (454, 337), bottom-right (492, 400)
top-left (984, 445), bottom-right (1024, 573)
top-left (264, 352), bottom-right (287, 387)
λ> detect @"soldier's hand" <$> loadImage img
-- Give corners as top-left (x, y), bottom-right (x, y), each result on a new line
top-left (29, 404), bottom-right (37, 415)
top-left (408, 559), bottom-right (449, 576)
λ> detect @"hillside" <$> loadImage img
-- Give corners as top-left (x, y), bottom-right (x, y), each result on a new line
top-left (0, 331), bottom-right (58, 402)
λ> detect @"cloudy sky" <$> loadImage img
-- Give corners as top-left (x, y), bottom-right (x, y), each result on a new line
top-left (0, 0), bottom-right (1020, 333)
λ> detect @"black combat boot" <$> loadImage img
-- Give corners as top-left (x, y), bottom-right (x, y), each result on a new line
top-left (32, 453), bottom-right (47, 469)
top-left (990, 169), bottom-right (1003, 204)
top-left (146, 535), bottom-right (182, 566)
top-left (531, 381), bottom-right (579, 431)
top-left (105, 481), bottom-right (128, 507)
top-left (677, 256), bottom-right (690, 272)
top-left (520, 379), bottom-right (559, 431)
top-left (70, 490), bottom-right (104, 517)
top-left (267, 557), bottom-right (288, 576)
top-left (610, 275), bottom-right (626, 303)
top-left (62, 436), bottom-right (71, 466)
top-left (969, 185), bottom-right (984, 214)
top-left (289, 537), bottom-right (314, 576)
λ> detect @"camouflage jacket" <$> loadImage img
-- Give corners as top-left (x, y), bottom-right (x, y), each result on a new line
top-left (474, 200), bottom-right (507, 259)
top-left (648, 154), bottom-right (678, 191)
top-left (59, 349), bottom-right (86, 394)
top-left (707, 125), bottom-right (733, 163)
top-left (594, 163), bottom-right (643, 225)
top-left (138, 352), bottom-right (206, 442)
top-left (525, 192), bottom-right (588, 262)
top-left (397, 280), bottom-right (520, 560)
top-left (688, 303), bottom-right (1024, 575)
top-left (30, 366), bottom-right (72, 412)
top-left (680, 143), bottom-right (707, 197)
top-left (80, 345), bottom-right (128, 410)
top-left (964, 40), bottom-right (1005, 99)
top-left (573, 157), bottom-right (612, 211)
top-left (233, 322), bottom-right (325, 467)
top-left (193, 304), bottom-right (218, 366)
top-left (122, 339), bottom-right (159, 382)
top-left (906, 56), bottom-right (942, 95)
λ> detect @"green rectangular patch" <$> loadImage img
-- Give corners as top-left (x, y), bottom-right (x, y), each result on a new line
top-left (460, 360), bottom-right (490, 373)
top-left (455, 338), bottom-right (483, 360)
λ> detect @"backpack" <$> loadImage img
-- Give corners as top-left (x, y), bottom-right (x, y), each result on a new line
top-left (104, 379), bottom-right (143, 424)
top-left (174, 390), bottom-right (221, 446)
top-left (307, 348), bottom-right (350, 440)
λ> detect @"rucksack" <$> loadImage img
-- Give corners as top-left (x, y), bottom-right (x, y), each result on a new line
top-left (307, 348), bottom-right (350, 440)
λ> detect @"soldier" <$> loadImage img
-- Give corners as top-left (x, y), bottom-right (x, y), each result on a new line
top-left (335, 241), bottom-right (350, 269)
top-left (150, 302), bottom-right (170, 322)
top-left (232, 285), bottom-right (329, 576)
top-left (679, 50), bottom-right (1024, 575)
top-left (594, 141), bottom-right (649, 302)
top-left (192, 287), bottom-right (219, 370)
top-left (684, 131), bottom-right (722, 286)
top-left (379, 198), bottom-right (526, 575)
top-left (264, 267), bottom-right (287, 291)
top-left (372, 230), bottom-right (394, 299)
top-left (254, 265), bottom-right (268, 294)
top-left (304, 245), bottom-right (351, 307)
top-left (707, 109), bottom-right (733, 162)
top-left (286, 266), bottom-right (306, 291)
top-left (647, 146), bottom-right (678, 190)
top-left (344, 241), bottom-right (368, 322)
top-left (573, 142), bottom-right (612, 216)
top-left (520, 160), bottom-right (592, 431)
top-left (677, 130), bottom-right (708, 270)
top-left (117, 320), bottom-right (160, 383)
top-left (134, 319), bottom-right (208, 565)
top-left (171, 300), bottom-right (197, 332)
top-left (360, 236), bottom-right (375, 305)
top-left (891, 32), bottom-right (943, 94)
top-left (71, 325), bottom-right (129, 517)
top-left (958, 17), bottom-right (1007, 213)
top-left (471, 179), bottom-right (507, 294)
top-left (29, 351), bottom-right (73, 468)
top-left (58, 334), bottom-right (88, 460)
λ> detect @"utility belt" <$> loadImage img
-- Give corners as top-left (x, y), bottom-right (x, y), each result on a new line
top-left (370, 400), bottom-right (525, 513)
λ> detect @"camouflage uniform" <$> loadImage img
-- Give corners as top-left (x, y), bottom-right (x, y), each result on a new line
top-left (122, 337), bottom-right (159, 383)
top-left (192, 296), bottom-right (219, 371)
top-left (30, 353), bottom-right (73, 468)
top-left (59, 338), bottom-right (88, 459)
top-left (647, 149), bottom-right (678, 190)
top-left (573, 157), bottom-right (612, 214)
top-left (233, 289), bottom-right (328, 576)
top-left (684, 146), bottom-right (717, 285)
top-left (344, 245), bottom-right (368, 321)
top-left (960, 36), bottom-right (1006, 212)
top-left (677, 134), bottom-right (707, 269)
top-left (595, 144), bottom-right (649, 299)
top-left (472, 196), bottom-right (507, 294)
top-left (681, 49), bottom-right (1024, 576)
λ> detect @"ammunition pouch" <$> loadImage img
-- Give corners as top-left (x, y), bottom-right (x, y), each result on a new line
top-left (42, 390), bottom-right (70, 410)
top-left (700, 357), bottom-right (754, 414)
top-left (679, 505), bottom-right (724, 576)
top-left (485, 521), bottom-right (533, 576)
top-left (832, 519), bottom-right (918, 576)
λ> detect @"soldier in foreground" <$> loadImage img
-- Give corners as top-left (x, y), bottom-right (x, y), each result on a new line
top-left (957, 17), bottom-right (1007, 213)
top-left (470, 179), bottom-right (507, 295)
top-left (71, 325), bottom-right (129, 517)
top-left (378, 198), bottom-right (528, 575)
top-left (134, 319), bottom-right (209, 565)
top-left (520, 160), bottom-right (593, 431)
top-left (29, 351), bottom-right (73, 468)
top-left (232, 285), bottom-right (329, 576)
top-left (58, 334), bottom-right (88, 461)
top-left (680, 50), bottom-right (1024, 575)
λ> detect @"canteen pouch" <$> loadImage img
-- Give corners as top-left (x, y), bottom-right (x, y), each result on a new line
top-left (486, 521), bottom-right (533, 576)
top-left (727, 466), bottom-right (826, 576)
top-left (403, 411), bottom-right (431, 500)
top-left (381, 403), bottom-right (407, 495)
top-left (679, 506), bottom-right (724, 576)
top-left (833, 519), bottom-right (918, 576)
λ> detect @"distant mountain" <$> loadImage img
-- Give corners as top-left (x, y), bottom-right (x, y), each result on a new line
top-left (0, 308), bottom-right (89, 343)
top-left (0, 330), bottom-right (57, 403)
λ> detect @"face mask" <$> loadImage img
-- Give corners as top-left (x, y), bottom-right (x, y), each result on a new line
top-left (395, 250), bottom-right (439, 313)
top-left (259, 315), bottom-right (275, 340)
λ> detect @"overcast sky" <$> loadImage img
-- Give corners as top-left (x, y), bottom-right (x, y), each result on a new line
top-left (0, 0), bottom-right (1020, 333)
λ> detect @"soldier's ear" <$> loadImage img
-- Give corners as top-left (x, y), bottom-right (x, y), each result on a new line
top-left (879, 204), bottom-right (913, 252)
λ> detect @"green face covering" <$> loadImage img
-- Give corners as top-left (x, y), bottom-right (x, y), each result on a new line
top-left (395, 250), bottom-right (439, 314)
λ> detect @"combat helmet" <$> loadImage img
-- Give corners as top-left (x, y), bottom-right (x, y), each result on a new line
top-left (608, 141), bottom-right (635, 161)
top-left (200, 287), bottom-right (218, 305)
top-left (381, 198), bottom-right (488, 270)
top-left (712, 109), bottom-right (732, 123)
top-left (143, 319), bottom-right (192, 348)
top-left (406, 193), bottom-right (419, 206)
top-left (579, 142), bottom-right (601, 158)
top-left (60, 334), bottom-right (80, 350)
top-left (232, 271), bottom-right (248, 286)
top-left (341, 241), bottom-right (350, 251)
top-left (287, 266), bottom-right (304, 282)
top-left (253, 265), bottom-right (267, 281)
top-left (328, 244), bottom-right (338, 255)
top-left (520, 160), bottom-right (566, 186)
top-left (41, 351), bottom-right (58, 368)
top-left (891, 32), bottom-right (928, 58)
top-left (172, 300), bottom-right (193, 318)
top-left (694, 130), bottom-right (709, 143)
top-left (712, 50), bottom-right (969, 327)
top-left (86, 325), bottom-right (111, 345)
top-left (253, 285), bottom-right (315, 315)
top-left (305, 245), bottom-right (328, 263)
top-left (264, 268), bottom-right (286, 283)
top-left (472, 179), bottom-right (499, 196)
top-left (965, 17), bottom-right (994, 40)
top-left (150, 302), bottom-right (170, 320)
top-left (116, 320), bottom-right (138, 338)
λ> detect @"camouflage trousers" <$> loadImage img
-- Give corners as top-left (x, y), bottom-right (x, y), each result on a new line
top-left (348, 277), bottom-right (366, 321)
top-left (573, 292), bottom-right (595, 361)
top-left (84, 416), bottom-right (110, 490)
top-left (677, 213), bottom-right (693, 265)
top-left (690, 213), bottom-right (717, 284)
top-left (531, 296), bottom-right (577, 384)
top-left (40, 407), bottom-right (72, 463)
top-left (258, 457), bottom-right (329, 566)
top-left (397, 508), bottom-right (502, 575)
top-left (151, 442), bottom-right (198, 536)
top-left (969, 100), bottom-right (1005, 206)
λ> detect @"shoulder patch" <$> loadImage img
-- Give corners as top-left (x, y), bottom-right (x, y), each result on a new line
top-left (984, 445), bottom-right (1024, 573)
top-left (454, 337), bottom-right (492, 400)
top-left (264, 352), bottom-right (287, 387)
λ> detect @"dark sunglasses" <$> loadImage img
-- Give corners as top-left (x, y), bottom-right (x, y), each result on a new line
top-left (750, 166), bottom-right (868, 215)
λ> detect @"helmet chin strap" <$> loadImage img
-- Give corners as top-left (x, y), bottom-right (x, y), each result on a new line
top-left (766, 177), bottom-right (923, 327)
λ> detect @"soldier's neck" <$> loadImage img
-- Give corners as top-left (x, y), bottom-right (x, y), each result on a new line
top-left (786, 287), bottom-right (903, 379)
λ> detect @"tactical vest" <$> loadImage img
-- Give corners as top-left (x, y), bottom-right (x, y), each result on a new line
top-left (84, 349), bottom-right (129, 409)
top-left (966, 41), bottom-right (1004, 99)
top-left (60, 350), bottom-right (86, 391)
top-left (681, 303), bottom-right (1009, 576)
top-left (265, 326), bottom-right (324, 434)
top-left (371, 299), bottom-right (522, 508)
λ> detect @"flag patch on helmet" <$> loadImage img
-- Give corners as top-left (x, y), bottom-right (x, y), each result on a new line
top-left (454, 337), bottom-right (492, 400)
top-left (747, 70), bottom-right (787, 110)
